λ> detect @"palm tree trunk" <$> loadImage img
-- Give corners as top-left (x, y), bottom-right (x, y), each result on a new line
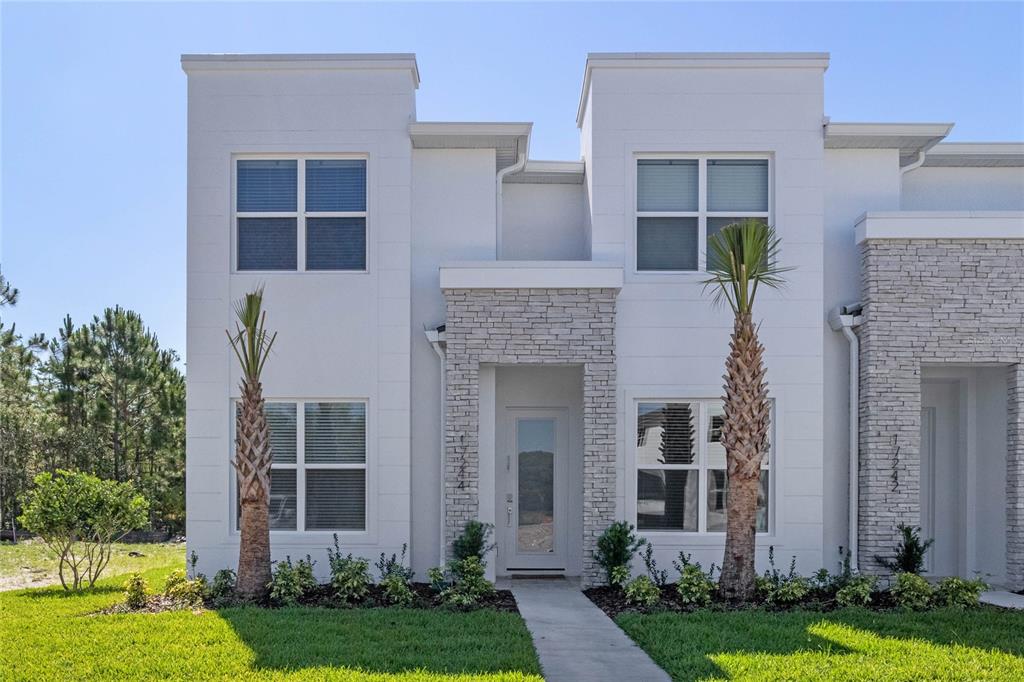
top-left (718, 312), bottom-right (770, 601)
top-left (235, 378), bottom-right (272, 598)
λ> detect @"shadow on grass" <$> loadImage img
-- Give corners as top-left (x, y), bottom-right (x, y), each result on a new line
top-left (217, 605), bottom-right (541, 677)
top-left (20, 584), bottom-right (123, 599)
top-left (618, 607), bottom-right (1024, 681)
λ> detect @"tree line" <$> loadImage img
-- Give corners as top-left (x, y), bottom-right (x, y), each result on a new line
top-left (0, 272), bottom-right (185, 537)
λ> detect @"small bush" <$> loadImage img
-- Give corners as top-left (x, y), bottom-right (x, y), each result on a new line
top-left (891, 572), bottom-right (932, 610)
top-left (452, 521), bottom-right (495, 563)
top-left (640, 543), bottom-right (668, 587)
top-left (124, 573), bottom-right (149, 610)
top-left (756, 548), bottom-right (810, 606)
top-left (610, 564), bottom-right (631, 588)
top-left (624, 575), bottom-right (661, 608)
top-left (673, 555), bottom-right (715, 607)
top-left (327, 534), bottom-right (371, 603)
top-left (441, 556), bottom-right (495, 608)
top-left (208, 569), bottom-right (237, 606)
top-left (935, 577), bottom-right (987, 609)
top-left (376, 543), bottom-right (415, 582)
top-left (593, 521), bottom-right (645, 586)
top-left (835, 575), bottom-right (876, 607)
top-left (295, 555), bottom-right (317, 594)
top-left (876, 524), bottom-right (933, 575)
top-left (269, 557), bottom-right (305, 607)
top-left (427, 566), bottom-right (448, 593)
top-left (381, 573), bottom-right (414, 606)
top-left (163, 569), bottom-right (204, 608)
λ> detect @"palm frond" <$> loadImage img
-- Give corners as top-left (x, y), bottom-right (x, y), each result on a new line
top-left (701, 219), bottom-right (793, 315)
top-left (226, 286), bottom-right (277, 382)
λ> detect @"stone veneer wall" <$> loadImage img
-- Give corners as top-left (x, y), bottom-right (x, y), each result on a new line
top-left (858, 239), bottom-right (1024, 587)
top-left (442, 287), bottom-right (618, 586)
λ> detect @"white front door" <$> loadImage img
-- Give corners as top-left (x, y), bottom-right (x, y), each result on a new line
top-left (498, 408), bottom-right (568, 572)
top-left (921, 380), bottom-right (962, 576)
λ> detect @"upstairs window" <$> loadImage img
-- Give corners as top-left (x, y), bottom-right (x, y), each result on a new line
top-left (636, 156), bottom-right (769, 272)
top-left (236, 157), bottom-right (367, 272)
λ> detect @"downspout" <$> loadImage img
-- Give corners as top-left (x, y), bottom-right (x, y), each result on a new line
top-left (829, 303), bottom-right (864, 572)
top-left (495, 153), bottom-right (527, 259)
top-left (900, 150), bottom-right (927, 176)
top-left (425, 327), bottom-right (447, 564)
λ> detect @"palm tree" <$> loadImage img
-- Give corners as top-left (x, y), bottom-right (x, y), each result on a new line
top-left (702, 219), bottom-right (790, 601)
top-left (226, 287), bottom-right (277, 598)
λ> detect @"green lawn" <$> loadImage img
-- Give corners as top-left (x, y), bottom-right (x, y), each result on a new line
top-left (618, 608), bottom-right (1024, 681)
top-left (0, 539), bottom-right (183, 591)
top-left (0, 557), bottom-right (542, 681)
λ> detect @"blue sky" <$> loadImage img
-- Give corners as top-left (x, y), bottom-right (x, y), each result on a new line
top-left (2, 2), bottom-right (1022, 360)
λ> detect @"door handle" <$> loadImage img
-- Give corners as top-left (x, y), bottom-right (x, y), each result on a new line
top-left (507, 505), bottom-right (513, 527)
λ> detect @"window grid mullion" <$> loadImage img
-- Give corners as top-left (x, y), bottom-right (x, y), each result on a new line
top-left (297, 161), bottom-right (307, 273)
top-left (296, 400), bottom-right (306, 532)
top-left (698, 159), bottom-right (708, 271)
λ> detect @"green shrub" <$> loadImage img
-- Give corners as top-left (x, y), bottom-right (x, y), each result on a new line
top-left (640, 543), bottom-right (668, 587)
top-left (163, 569), bottom-right (204, 608)
top-left (427, 566), bottom-right (447, 593)
top-left (675, 566), bottom-right (715, 607)
top-left (452, 521), bottom-right (495, 563)
top-left (756, 548), bottom-right (810, 606)
top-left (376, 543), bottom-right (415, 582)
top-left (610, 564), bottom-right (631, 588)
top-left (123, 573), bottom-right (149, 610)
top-left (327, 535), bottom-right (371, 603)
top-left (934, 577), bottom-right (987, 609)
top-left (593, 521), bottom-right (645, 586)
top-left (269, 557), bottom-right (308, 607)
top-left (876, 524), bottom-right (934, 575)
top-left (891, 572), bottom-right (932, 610)
top-left (17, 470), bottom-right (149, 590)
top-left (207, 569), bottom-right (237, 606)
top-left (836, 575), bottom-right (876, 607)
top-left (381, 573), bottom-right (414, 606)
top-left (441, 556), bottom-right (495, 608)
top-left (624, 575), bottom-right (661, 608)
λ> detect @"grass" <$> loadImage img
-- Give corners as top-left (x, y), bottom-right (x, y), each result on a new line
top-left (0, 553), bottom-right (542, 681)
top-left (0, 539), bottom-right (183, 591)
top-left (617, 608), bottom-right (1024, 681)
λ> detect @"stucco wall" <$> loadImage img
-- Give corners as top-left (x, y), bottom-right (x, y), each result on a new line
top-left (584, 60), bottom-right (828, 574)
top-left (185, 62), bottom-right (416, 578)
top-left (902, 167), bottom-right (1024, 211)
top-left (858, 238), bottom-right (1024, 587)
top-left (501, 183), bottom-right (588, 260)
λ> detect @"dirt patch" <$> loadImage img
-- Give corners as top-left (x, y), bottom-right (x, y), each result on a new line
top-left (0, 570), bottom-right (59, 592)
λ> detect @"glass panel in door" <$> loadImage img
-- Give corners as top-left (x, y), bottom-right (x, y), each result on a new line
top-left (517, 418), bottom-right (555, 553)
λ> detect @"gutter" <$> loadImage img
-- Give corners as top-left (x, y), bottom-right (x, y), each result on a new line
top-left (828, 302), bottom-right (864, 571)
top-left (495, 152), bottom-right (528, 259)
top-left (424, 326), bottom-right (447, 564)
top-left (900, 150), bottom-right (928, 175)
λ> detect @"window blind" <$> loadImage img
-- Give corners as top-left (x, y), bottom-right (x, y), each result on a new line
top-left (306, 160), bottom-right (366, 212)
top-left (237, 160), bottom-right (297, 212)
top-left (305, 470), bottom-right (366, 530)
top-left (637, 217), bottom-right (698, 271)
top-left (268, 469), bottom-right (297, 530)
top-left (637, 402), bottom-right (696, 465)
top-left (306, 218), bottom-right (366, 271)
top-left (637, 469), bottom-right (698, 531)
top-left (707, 159), bottom-right (768, 212)
top-left (637, 159), bottom-right (698, 211)
top-left (304, 402), bottom-right (366, 464)
top-left (237, 218), bottom-right (297, 270)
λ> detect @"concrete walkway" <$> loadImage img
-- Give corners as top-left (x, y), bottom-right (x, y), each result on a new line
top-left (981, 590), bottom-right (1024, 609)
top-left (509, 579), bottom-right (671, 682)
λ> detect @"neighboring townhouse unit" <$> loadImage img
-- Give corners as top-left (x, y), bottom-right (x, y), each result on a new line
top-left (183, 52), bottom-right (1024, 588)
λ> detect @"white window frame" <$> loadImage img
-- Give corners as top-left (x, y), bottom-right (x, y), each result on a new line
top-left (635, 398), bottom-right (773, 535)
top-left (634, 153), bottom-right (772, 274)
top-left (232, 154), bottom-right (369, 274)
top-left (230, 398), bottom-right (369, 534)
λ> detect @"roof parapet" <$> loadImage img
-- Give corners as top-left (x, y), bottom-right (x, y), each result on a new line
top-left (180, 53), bottom-right (420, 88)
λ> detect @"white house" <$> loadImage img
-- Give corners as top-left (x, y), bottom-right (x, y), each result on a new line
top-left (183, 52), bottom-right (1024, 588)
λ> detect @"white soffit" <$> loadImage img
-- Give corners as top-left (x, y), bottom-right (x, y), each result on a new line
top-left (855, 211), bottom-right (1024, 244)
top-left (824, 122), bottom-right (954, 166)
top-left (409, 122), bottom-right (531, 171)
top-left (922, 143), bottom-right (1024, 168)
top-left (505, 160), bottom-right (585, 185)
top-left (578, 52), bottom-right (831, 127)
top-left (439, 261), bottom-right (623, 289)
top-left (180, 53), bottom-right (420, 87)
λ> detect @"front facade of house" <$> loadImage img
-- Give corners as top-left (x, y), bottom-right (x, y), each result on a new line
top-left (183, 52), bottom-right (1024, 588)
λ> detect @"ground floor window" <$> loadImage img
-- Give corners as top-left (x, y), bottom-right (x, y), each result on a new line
top-left (233, 400), bottom-right (367, 532)
top-left (636, 399), bottom-right (770, 533)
